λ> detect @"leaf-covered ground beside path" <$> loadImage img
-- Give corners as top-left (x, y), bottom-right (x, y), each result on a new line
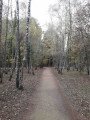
top-left (0, 68), bottom-right (41, 120)
top-left (52, 68), bottom-right (90, 120)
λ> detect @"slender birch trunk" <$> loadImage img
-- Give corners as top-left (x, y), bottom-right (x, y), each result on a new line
top-left (9, 8), bottom-right (17, 81)
top-left (4, 0), bottom-right (10, 72)
top-left (19, 0), bottom-right (31, 89)
top-left (0, 0), bottom-right (3, 83)
top-left (25, 0), bottom-right (31, 67)
top-left (16, 0), bottom-right (20, 88)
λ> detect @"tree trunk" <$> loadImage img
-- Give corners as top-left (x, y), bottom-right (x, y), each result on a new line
top-left (9, 52), bottom-right (16, 81)
top-left (24, 0), bottom-right (31, 69)
top-left (9, 9), bottom-right (17, 81)
top-left (16, 0), bottom-right (20, 88)
top-left (87, 65), bottom-right (90, 75)
top-left (4, 0), bottom-right (10, 72)
top-left (19, 0), bottom-right (31, 88)
top-left (0, 0), bottom-right (3, 83)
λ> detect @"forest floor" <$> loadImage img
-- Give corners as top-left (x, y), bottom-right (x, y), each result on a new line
top-left (0, 67), bottom-right (90, 120)
top-left (52, 68), bottom-right (90, 120)
top-left (0, 68), bottom-right (41, 120)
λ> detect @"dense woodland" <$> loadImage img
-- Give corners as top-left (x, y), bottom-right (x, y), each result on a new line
top-left (0, 0), bottom-right (90, 89)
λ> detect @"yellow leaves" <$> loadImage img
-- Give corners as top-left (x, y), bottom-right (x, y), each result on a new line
top-left (20, 46), bottom-right (24, 51)
top-left (43, 40), bottom-right (51, 48)
top-left (43, 58), bottom-right (48, 65)
top-left (21, 52), bottom-right (24, 57)
top-left (6, 58), bottom-right (13, 63)
top-left (30, 18), bottom-right (42, 46)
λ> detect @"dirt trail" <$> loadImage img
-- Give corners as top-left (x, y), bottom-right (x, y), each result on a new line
top-left (23, 67), bottom-right (74, 120)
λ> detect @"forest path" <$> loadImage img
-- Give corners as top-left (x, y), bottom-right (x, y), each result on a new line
top-left (23, 67), bottom-right (74, 120)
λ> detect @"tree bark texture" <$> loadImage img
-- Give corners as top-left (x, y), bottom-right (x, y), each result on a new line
top-left (16, 0), bottom-right (20, 88)
top-left (0, 0), bottom-right (3, 83)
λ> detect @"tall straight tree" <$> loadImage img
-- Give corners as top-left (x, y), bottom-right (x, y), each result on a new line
top-left (16, 0), bottom-right (20, 88)
top-left (4, 0), bottom-right (10, 71)
top-left (25, 0), bottom-right (31, 69)
top-left (19, 0), bottom-right (32, 89)
top-left (9, 6), bottom-right (17, 81)
top-left (67, 0), bottom-right (72, 70)
top-left (0, 0), bottom-right (3, 83)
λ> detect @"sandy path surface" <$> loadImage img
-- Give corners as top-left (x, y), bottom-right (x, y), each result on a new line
top-left (24, 67), bottom-right (74, 120)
